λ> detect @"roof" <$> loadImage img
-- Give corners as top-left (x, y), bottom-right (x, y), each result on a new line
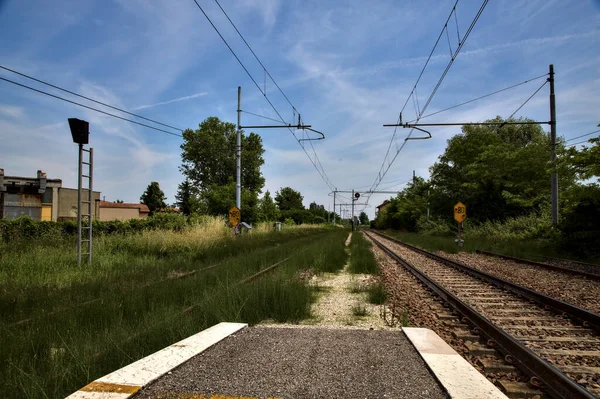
top-left (99, 200), bottom-right (150, 213)
top-left (376, 200), bottom-right (391, 209)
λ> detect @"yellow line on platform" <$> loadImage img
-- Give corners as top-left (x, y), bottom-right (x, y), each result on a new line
top-left (80, 381), bottom-right (141, 394)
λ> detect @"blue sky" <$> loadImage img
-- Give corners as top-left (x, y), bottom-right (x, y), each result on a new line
top-left (1, 0), bottom-right (598, 219)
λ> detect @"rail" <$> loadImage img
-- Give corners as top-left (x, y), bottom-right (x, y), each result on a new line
top-left (365, 230), bottom-right (598, 399)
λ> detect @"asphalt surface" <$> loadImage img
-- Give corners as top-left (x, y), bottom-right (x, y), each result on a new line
top-left (134, 326), bottom-right (446, 399)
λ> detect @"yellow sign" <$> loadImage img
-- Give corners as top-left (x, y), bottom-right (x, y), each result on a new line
top-left (229, 205), bottom-right (241, 226)
top-left (454, 202), bottom-right (467, 223)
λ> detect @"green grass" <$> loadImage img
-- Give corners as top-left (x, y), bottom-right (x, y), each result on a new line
top-left (377, 229), bottom-right (562, 261)
top-left (348, 232), bottom-right (379, 274)
top-left (351, 304), bottom-right (368, 317)
top-left (367, 283), bottom-right (387, 305)
top-left (0, 225), bottom-right (349, 399)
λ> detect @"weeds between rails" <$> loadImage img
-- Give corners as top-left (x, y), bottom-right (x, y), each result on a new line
top-left (0, 227), bottom-right (348, 399)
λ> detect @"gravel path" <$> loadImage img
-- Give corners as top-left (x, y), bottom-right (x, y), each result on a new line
top-left (134, 327), bottom-right (445, 399)
top-left (262, 232), bottom-right (394, 330)
top-left (442, 252), bottom-right (600, 314)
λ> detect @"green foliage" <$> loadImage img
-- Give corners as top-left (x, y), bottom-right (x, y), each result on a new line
top-left (179, 117), bottom-right (265, 222)
top-left (428, 117), bottom-right (574, 224)
top-left (140, 181), bottom-right (167, 214)
top-left (175, 179), bottom-right (200, 216)
top-left (180, 116), bottom-right (265, 193)
top-left (0, 214), bottom-right (189, 243)
top-left (562, 137), bottom-right (600, 182)
top-left (351, 304), bottom-right (368, 316)
top-left (359, 211), bottom-right (369, 225)
top-left (415, 216), bottom-right (454, 236)
top-left (0, 227), bottom-right (346, 399)
top-left (283, 217), bottom-right (295, 226)
top-left (558, 184), bottom-right (600, 257)
top-left (202, 182), bottom-right (260, 224)
top-left (258, 190), bottom-right (280, 222)
top-left (367, 283), bottom-right (387, 305)
top-left (275, 187), bottom-right (304, 211)
top-left (348, 232), bottom-right (379, 274)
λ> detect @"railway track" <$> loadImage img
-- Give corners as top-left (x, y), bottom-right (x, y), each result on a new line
top-left (366, 230), bottom-right (600, 399)
top-left (475, 250), bottom-right (600, 281)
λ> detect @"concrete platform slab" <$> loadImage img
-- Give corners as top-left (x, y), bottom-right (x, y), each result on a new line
top-left (67, 322), bottom-right (247, 399)
top-left (134, 326), bottom-right (446, 399)
top-left (403, 327), bottom-right (508, 399)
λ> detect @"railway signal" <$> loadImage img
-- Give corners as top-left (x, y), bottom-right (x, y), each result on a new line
top-left (354, 192), bottom-right (360, 200)
top-left (454, 202), bottom-right (466, 247)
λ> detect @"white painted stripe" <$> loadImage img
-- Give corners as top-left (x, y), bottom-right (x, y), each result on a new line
top-left (403, 327), bottom-right (508, 399)
top-left (66, 391), bottom-right (131, 399)
top-left (66, 322), bottom-right (247, 399)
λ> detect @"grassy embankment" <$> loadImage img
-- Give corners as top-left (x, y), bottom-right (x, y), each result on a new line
top-left (376, 229), bottom-right (568, 261)
top-left (347, 232), bottom-right (387, 305)
top-left (0, 219), bottom-right (348, 399)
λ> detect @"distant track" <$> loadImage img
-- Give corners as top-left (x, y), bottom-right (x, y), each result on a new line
top-left (366, 230), bottom-right (600, 399)
top-left (475, 250), bottom-right (600, 281)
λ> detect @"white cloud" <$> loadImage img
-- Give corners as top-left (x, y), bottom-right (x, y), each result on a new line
top-left (0, 104), bottom-right (24, 119)
top-left (132, 92), bottom-right (208, 111)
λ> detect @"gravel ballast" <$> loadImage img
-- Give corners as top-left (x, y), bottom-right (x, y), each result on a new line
top-left (134, 326), bottom-right (445, 399)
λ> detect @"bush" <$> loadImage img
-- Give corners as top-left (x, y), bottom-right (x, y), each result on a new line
top-left (1, 213), bottom-right (189, 243)
top-left (415, 216), bottom-right (454, 236)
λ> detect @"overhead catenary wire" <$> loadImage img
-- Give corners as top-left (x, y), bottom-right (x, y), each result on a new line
top-left (565, 129), bottom-right (600, 143)
top-left (0, 65), bottom-right (184, 132)
top-left (0, 76), bottom-right (183, 137)
top-left (371, 0), bottom-right (489, 198)
top-left (568, 137), bottom-right (599, 147)
top-left (191, 0), bottom-right (336, 191)
top-left (505, 79), bottom-right (548, 121)
top-left (406, 73), bottom-right (549, 123)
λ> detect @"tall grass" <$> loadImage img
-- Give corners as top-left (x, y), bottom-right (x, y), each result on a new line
top-left (0, 224), bottom-right (349, 399)
top-left (348, 232), bottom-right (379, 274)
top-left (379, 229), bottom-right (559, 260)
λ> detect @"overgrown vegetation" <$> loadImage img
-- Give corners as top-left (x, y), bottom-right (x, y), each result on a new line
top-left (0, 222), bottom-right (348, 399)
top-left (372, 117), bottom-right (600, 259)
top-left (348, 232), bottom-right (379, 274)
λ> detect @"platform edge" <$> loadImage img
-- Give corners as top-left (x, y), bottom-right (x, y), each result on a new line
top-left (403, 327), bottom-right (508, 399)
top-left (65, 322), bottom-right (247, 399)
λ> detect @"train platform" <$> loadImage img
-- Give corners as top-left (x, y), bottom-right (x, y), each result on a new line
top-left (67, 323), bottom-right (508, 399)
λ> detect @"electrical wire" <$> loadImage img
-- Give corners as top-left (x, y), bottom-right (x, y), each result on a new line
top-left (240, 110), bottom-right (286, 125)
top-left (565, 129), bottom-right (600, 143)
top-left (371, 0), bottom-right (488, 197)
top-left (505, 80), bottom-right (547, 120)
top-left (191, 0), bottom-right (336, 191)
top-left (568, 137), bottom-right (599, 147)
top-left (0, 65), bottom-right (184, 132)
top-left (0, 76), bottom-right (183, 137)
top-left (213, 0), bottom-right (295, 112)
top-left (406, 73), bottom-right (549, 123)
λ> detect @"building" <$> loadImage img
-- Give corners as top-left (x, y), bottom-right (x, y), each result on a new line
top-left (376, 200), bottom-right (391, 215)
top-left (0, 169), bottom-right (100, 221)
top-left (98, 201), bottom-right (150, 221)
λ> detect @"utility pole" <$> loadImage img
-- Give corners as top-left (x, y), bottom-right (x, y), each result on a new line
top-left (333, 191), bottom-right (336, 224)
top-left (549, 64), bottom-right (558, 224)
top-left (236, 86), bottom-right (242, 209)
top-left (413, 170), bottom-right (416, 184)
top-left (351, 189), bottom-right (355, 231)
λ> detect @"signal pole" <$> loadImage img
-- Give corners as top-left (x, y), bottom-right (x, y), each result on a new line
top-left (351, 189), bottom-right (355, 231)
top-left (236, 86), bottom-right (242, 209)
top-left (549, 64), bottom-right (558, 224)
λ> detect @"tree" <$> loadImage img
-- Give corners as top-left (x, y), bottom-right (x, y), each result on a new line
top-left (140, 182), bottom-right (166, 215)
top-left (180, 117), bottom-right (264, 193)
top-left (275, 187), bottom-right (304, 211)
top-left (179, 116), bottom-right (265, 221)
top-left (428, 116), bottom-right (575, 223)
top-left (115, 199), bottom-right (124, 203)
top-left (258, 190), bottom-right (279, 222)
top-left (359, 211), bottom-right (369, 225)
top-left (175, 179), bottom-right (200, 216)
